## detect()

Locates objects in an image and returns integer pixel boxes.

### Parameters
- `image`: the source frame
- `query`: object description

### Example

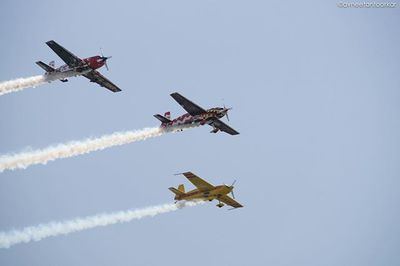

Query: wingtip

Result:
[228,206,244,211]
[174,171,191,176]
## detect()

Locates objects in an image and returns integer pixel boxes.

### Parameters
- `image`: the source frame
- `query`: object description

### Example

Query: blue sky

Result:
[0,1,399,265]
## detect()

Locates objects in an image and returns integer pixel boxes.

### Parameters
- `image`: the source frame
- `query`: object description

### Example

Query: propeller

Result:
[230,180,236,199]
[223,104,232,121]
[104,57,111,71]
[100,48,112,71]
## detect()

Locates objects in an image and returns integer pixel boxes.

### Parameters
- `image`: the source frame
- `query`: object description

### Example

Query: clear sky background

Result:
[0,1,399,265]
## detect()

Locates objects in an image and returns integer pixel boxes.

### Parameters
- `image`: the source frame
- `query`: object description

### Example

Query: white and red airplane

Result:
[36,40,121,92]
[154,92,240,135]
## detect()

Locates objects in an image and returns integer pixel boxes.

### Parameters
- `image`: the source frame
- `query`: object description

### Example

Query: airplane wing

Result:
[46,40,82,67]
[181,172,214,191]
[211,118,240,135]
[219,195,243,208]
[170,92,206,116]
[83,70,122,92]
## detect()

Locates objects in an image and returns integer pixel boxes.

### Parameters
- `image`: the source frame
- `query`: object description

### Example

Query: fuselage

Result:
[174,185,232,201]
[160,108,226,130]
[48,55,106,75]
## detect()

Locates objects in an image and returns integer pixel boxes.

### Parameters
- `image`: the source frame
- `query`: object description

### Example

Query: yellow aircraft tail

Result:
[178,184,185,193]
[169,184,185,199]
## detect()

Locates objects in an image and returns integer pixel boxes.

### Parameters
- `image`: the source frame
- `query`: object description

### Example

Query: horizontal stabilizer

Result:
[36,61,55,73]
[154,114,172,123]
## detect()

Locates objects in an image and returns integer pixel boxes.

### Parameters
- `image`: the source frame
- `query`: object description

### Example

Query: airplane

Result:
[36,40,121,92]
[154,92,240,135]
[169,172,243,209]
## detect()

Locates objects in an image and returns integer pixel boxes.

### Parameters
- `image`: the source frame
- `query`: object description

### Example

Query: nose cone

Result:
[101,56,112,61]
[225,185,233,192]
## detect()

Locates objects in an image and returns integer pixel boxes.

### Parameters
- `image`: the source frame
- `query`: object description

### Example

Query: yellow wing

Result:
[219,195,243,208]
[182,172,214,191]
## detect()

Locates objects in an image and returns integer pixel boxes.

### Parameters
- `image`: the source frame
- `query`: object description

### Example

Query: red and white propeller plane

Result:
[154,92,240,135]
[36,40,121,92]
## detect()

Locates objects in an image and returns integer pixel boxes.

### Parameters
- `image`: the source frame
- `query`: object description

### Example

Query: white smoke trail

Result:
[0,125,196,172]
[0,75,47,96]
[0,201,203,249]
[0,72,79,96]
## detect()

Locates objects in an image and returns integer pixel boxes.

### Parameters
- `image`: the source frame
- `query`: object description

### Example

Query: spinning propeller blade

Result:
[100,48,111,71]
[223,104,231,121]
[230,180,236,198]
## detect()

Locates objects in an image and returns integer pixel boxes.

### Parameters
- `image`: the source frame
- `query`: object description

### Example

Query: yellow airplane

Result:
[169,172,243,209]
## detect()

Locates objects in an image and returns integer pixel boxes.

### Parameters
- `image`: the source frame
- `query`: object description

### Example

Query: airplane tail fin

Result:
[36,61,55,73]
[154,112,172,124]
[169,184,185,200]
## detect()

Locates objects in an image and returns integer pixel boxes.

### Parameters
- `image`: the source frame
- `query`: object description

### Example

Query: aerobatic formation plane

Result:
[36,40,121,92]
[169,172,243,209]
[154,92,240,135]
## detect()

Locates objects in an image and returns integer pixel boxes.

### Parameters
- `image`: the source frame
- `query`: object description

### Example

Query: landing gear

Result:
[216,202,224,208]
[210,128,219,133]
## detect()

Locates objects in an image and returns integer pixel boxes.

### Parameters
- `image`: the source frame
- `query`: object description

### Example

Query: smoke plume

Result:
[0,201,203,248]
